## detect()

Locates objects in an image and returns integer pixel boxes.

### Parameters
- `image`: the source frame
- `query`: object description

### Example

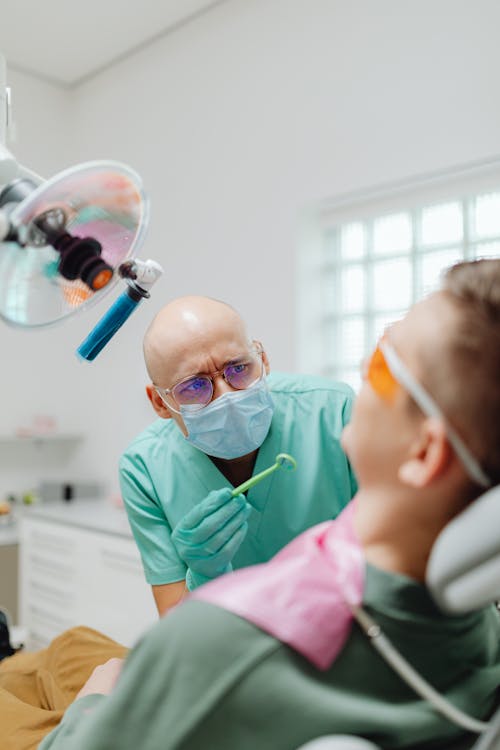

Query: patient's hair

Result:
[433,258,500,486]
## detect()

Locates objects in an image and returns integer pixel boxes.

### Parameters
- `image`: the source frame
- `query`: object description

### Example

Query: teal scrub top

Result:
[119,373,357,585]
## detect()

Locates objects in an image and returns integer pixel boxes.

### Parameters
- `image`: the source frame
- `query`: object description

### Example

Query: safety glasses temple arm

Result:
[381,342,491,488]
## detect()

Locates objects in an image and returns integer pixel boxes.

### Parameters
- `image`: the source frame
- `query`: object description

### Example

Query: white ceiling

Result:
[0,0,224,87]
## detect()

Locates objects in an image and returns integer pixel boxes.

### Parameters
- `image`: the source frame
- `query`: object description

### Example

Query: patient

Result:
[2,259,500,750]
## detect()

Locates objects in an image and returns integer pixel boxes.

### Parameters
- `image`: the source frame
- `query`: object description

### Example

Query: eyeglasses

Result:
[364,339,491,488]
[155,345,265,413]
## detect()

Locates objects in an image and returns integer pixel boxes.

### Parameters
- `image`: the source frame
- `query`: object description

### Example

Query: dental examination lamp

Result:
[0,53,163,360]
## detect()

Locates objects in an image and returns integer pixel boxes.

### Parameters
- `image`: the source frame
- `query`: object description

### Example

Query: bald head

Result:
[144,296,251,387]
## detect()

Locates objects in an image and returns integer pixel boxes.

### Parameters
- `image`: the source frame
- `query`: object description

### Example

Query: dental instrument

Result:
[231,453,297,496]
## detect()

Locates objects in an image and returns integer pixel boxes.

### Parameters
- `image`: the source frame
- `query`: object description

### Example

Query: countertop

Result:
[0,499,134,542]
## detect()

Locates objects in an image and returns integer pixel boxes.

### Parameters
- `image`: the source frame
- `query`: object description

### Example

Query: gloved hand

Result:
[172,487,251,590]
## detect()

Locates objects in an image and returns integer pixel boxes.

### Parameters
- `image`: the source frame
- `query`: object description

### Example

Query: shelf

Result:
[0,434,84,448]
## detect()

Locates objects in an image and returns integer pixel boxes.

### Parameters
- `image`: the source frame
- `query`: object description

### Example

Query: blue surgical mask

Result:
[181,378,274,460]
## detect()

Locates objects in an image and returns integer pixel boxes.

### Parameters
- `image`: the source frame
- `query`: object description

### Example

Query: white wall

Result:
[1,69,82,498]
[3,0,500,497]
[6,69,72,176]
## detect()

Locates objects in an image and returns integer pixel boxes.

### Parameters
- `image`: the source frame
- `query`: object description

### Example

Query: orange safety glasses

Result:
[363,342,399,402]
[363,337,491,488]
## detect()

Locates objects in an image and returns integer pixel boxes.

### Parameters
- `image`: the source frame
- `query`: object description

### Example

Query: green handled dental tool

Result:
[231,453,297,496]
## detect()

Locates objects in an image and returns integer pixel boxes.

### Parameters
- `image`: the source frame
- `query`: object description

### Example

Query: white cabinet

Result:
[19,514,158,650]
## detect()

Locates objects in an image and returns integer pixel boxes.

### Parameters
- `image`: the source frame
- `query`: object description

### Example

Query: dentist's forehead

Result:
[144,296,250,383]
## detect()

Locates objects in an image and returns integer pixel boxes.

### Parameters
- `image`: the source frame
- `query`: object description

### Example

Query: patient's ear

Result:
[146,385,174,419]
[398,418,451,487]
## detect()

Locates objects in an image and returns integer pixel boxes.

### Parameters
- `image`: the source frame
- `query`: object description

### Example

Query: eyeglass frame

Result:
[372,338,491,488]
[154,343,266,415]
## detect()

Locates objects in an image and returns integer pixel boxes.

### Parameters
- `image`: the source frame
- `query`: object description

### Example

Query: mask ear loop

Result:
[380,341,491,488]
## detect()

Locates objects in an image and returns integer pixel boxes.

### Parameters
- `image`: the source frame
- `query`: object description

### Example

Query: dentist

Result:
[119,295,357,614]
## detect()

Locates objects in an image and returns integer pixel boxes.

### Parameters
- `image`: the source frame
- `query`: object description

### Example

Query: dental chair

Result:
[297,484,500,750]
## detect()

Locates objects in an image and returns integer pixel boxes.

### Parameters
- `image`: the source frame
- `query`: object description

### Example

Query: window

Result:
[298,162,500,392]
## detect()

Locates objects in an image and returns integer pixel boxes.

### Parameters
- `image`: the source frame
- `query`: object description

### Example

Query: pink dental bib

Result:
[191,500,364,670]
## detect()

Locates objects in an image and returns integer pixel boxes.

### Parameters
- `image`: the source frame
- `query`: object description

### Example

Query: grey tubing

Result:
[351,605,488,736]
[471,707,500,750]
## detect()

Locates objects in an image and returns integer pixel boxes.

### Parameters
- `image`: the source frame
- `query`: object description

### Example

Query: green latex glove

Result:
[172,487,251,590]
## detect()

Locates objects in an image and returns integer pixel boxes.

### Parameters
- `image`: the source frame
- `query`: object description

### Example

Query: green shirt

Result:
[119,373,357,584]
[39,564,500,750]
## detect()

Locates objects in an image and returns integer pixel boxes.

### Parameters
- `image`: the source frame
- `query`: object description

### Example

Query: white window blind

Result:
[298,161,500,392]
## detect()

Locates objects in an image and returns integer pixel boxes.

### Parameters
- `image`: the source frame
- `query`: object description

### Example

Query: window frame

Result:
[297,158,500,391]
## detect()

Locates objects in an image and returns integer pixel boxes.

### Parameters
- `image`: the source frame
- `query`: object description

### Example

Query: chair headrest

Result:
[426,485,500,614]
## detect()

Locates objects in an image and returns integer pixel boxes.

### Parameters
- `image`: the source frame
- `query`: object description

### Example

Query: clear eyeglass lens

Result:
[224,356,262,389]
[172,376,213,407]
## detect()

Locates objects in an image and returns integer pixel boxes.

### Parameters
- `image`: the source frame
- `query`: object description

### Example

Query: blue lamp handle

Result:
[76,285,147,361]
